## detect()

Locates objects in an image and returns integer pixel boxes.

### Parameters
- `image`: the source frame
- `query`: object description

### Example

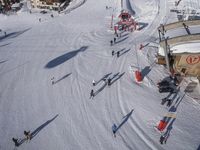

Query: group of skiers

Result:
[161,97,173,107]
[110,30,121,46]
[112,50,120,57]
[12,130,31,147]
[110,37,117,46]
[90,78,112,99]
[159,127,171,144]
[110,30,124,57]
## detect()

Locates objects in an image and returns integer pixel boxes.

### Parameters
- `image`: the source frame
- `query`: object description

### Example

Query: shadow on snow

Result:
[0,28,31,41]
[45,46,88,68]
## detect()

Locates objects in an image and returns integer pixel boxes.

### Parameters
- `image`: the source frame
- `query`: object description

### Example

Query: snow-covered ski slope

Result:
[0,0,200,150]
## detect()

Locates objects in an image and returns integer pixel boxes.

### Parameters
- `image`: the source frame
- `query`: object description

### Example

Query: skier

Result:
[108,78,111,86]
[51,14,54,18]
[167,99,172,107]
[92,80,96,86]
[160,135,165,144]
[12,138,19,147]
[24,131,31,141]
[110,40,113,46]
[112,50,114,56]
[4,31,6,37]
[51,77,55,85]
[112,124,117,137]
[39,18,41,22]
[114,37,116,43]
[117,51,120,57]
[163,126,172,144]
[90,89,94,98]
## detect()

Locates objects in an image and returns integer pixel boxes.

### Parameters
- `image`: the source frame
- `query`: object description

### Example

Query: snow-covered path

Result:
[0,0,200,150]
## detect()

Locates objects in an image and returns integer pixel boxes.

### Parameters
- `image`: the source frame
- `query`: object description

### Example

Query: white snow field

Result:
[0,0,200,150]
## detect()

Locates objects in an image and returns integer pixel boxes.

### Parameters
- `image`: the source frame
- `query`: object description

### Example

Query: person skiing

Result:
[167,99,172,107]
[24,131,31,141]
[92,80,96,86]
[51,77,55,85]
[117,51,120,57]
[110,40,113,46]
[112,50,114,56]
[112,124,117,137]
[108,78,111,86]
[90,89,94,98]
[160,135,165,144]
[12,138,19,147]
[114,37,116,43]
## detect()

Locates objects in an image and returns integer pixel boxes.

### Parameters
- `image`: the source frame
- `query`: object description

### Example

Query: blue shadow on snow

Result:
[45,46,88,68]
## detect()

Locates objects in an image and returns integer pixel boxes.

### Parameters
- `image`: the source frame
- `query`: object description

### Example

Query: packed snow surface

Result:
[171,41,200,53]
[0,0,200,150]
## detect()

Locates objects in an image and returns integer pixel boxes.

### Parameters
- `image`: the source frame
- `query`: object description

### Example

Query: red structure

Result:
[157,120,167,131]
[135,70,142,82]
[116,10,137,32]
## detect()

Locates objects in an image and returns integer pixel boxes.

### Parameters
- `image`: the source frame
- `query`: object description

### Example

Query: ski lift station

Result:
[157,20,200,80]
[114,10,137,32]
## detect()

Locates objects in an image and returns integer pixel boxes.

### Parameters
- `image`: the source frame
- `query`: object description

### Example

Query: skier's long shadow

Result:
[94,81,107,97]
[115,109,134,132]
[141,66,151,80]
[0,43,11,47]
[110,72,125,86]
[45,46,88,68]
[54,73,71,84]
[0,28,31,41]
[31,114,59,139]
[120,33,129,38]
[0,60,7,64]
[138,22,149,30]
[95,73,112,86]
[115,37,128,44]
[118,49,131,57]
[16,114,59,147]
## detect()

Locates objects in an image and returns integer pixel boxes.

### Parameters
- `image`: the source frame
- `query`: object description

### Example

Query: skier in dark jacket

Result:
[90,89,94,98]
[114,37,116,43]
[24,130,31,141]
[160,135,165,144]
[117,51,120,57]
[112,124,117,137]
[167,99,172,107]
[108,78,111,86]
[112,50,114,56]
[110,40,113,46]
[12,138,19,147]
